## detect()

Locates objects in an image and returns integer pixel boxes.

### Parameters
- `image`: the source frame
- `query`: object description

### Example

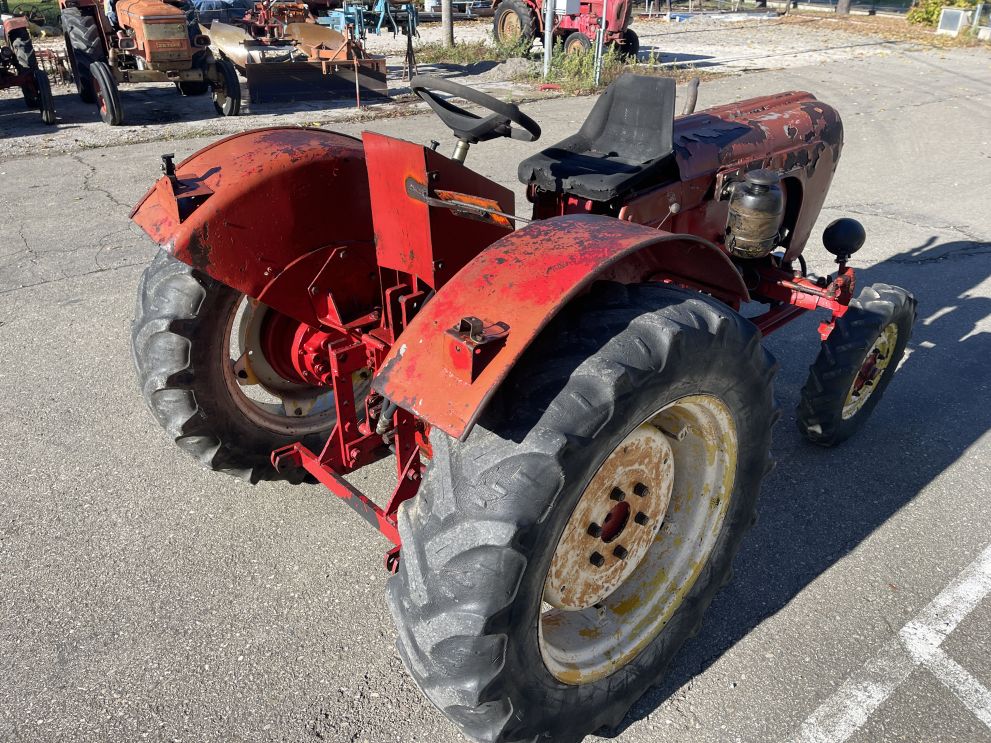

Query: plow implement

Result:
[209,19,387,103]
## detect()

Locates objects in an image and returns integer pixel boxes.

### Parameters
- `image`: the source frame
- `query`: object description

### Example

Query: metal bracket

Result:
[444,316,510,383]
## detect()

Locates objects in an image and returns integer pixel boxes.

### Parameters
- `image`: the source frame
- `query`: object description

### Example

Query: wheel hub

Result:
[539,395,738,685]
[842,321,898,419]
[544,425,673,611]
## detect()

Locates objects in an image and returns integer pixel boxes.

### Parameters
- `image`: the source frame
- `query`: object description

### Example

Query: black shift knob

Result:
[822,218,866,260]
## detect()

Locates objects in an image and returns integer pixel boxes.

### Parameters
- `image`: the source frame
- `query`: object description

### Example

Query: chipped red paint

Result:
[372,215,749,439]
[131,127,377,328]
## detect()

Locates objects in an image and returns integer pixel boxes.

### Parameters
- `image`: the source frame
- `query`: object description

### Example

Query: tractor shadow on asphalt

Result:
[608,237,991,736]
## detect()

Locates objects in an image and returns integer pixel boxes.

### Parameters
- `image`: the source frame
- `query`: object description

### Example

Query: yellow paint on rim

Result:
[538,395,738,685]
[842,321,899,420]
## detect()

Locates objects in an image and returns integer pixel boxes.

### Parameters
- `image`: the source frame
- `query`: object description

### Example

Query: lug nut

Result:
[589,552,605,567]
[634,483,649,497]
[613,545,628,560]
[610,487,625,501]
[587,523,602,538]
[634,511,649,525]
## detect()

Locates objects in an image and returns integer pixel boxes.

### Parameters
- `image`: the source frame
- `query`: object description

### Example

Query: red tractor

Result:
[493,0,638,57]
[129,74,915,742]
[59,0,240,125]
[1,0,56,124]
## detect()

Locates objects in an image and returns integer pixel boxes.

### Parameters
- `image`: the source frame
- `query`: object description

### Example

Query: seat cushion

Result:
[518,74,677,202]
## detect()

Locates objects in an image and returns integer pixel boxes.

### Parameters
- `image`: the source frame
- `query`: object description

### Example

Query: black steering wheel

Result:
[411,75,541,145]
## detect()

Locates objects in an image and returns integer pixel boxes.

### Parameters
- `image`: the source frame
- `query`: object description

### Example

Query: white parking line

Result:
[786,543,991,743]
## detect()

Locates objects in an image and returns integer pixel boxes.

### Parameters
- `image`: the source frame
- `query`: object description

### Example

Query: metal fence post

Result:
[543,0,554,78]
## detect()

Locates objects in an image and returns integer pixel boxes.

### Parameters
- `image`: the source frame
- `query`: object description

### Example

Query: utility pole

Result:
[442,0,454,46]
[836,0,851,14]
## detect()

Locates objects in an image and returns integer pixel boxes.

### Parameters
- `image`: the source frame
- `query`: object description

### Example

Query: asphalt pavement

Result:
[1,46,990,742]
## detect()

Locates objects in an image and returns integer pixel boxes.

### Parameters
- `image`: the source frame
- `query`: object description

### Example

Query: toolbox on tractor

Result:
[128,74,916,743]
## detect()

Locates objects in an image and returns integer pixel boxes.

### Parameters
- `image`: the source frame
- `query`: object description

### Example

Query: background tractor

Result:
[128,74,915,742]
[59,0,240,125]
[492,0,638,57]
[1,0,56,124]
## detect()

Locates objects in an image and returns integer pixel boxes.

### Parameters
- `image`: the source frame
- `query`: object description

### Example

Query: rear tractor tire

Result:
[492,0,536,48]
[388,283,777,743]
[61,6,105,104]
[90,60,123,125]
[210,58,241,117]
[131,250,340,483]
[798,283,916,447]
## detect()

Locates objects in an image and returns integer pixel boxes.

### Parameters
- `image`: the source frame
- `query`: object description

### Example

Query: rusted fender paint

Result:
[130,127,376,321]
[670,91,843,261]
[373,214,749,440]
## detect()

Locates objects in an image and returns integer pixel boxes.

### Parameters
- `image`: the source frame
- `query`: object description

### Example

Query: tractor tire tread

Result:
[797,282,916,447]
[388,282,777,743]
[131,250,312,483]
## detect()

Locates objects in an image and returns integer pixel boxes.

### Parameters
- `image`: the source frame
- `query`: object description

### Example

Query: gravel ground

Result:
[0,12,932,158]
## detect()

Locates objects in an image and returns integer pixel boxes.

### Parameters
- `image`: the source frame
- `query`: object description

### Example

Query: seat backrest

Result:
[578,74,676,164]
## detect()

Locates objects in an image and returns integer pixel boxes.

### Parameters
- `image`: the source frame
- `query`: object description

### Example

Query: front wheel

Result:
[388,283,777,743]
[563,31,592,55]
[798,283,916,446]
[210,58,241,116]
[90,60,123,125]
[619,28,639,59]
[34,70,56,125]
[131,250,339,483]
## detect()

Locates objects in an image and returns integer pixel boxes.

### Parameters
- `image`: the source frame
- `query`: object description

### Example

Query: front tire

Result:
[388,283,777,743]
[563,31,592,55]
[35,70,56,125]
[90,60,122,125]
[797,283,916,447]
[131,250,338,483]
[619,28,639,59]
[210,58,241,116]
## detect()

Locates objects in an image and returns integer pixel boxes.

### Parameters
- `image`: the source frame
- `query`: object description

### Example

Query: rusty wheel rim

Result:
[499,10,521,39]
[220,296,339,435]
[842,321,898,420]
[538,395,737,684]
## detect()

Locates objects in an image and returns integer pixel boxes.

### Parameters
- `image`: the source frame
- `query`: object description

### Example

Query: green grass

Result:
[415,37,533,65]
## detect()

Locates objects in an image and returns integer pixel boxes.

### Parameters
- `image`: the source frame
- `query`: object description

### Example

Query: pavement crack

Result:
[0,261,142,298]
[70,153,131,211]
[825,202,984,243]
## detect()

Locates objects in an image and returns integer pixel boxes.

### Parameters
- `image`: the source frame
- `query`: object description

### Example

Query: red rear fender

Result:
[373,214,749,439]
[130,127,377,327]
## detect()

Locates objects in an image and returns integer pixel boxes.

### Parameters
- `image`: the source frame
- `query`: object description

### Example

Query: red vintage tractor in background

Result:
[129,74,915,742]
[59,0,240,125]
[1,0,56,124]
[493,0,638,57]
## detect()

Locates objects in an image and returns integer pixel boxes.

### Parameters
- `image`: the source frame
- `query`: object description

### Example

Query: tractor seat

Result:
[517,74,677,203]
